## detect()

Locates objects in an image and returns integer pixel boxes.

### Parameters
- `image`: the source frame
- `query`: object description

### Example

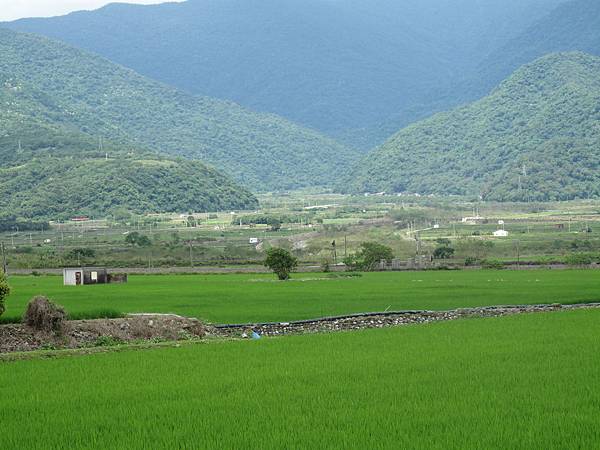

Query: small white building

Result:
[249,238,259,244]
[493,229,509,237]
[63,267,108,286]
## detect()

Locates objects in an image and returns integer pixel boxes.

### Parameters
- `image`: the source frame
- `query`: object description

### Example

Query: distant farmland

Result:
[1,309,599,449]
[3,270,600,324]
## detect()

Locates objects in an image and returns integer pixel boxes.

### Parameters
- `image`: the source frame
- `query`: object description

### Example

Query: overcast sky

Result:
[0,1,183,21]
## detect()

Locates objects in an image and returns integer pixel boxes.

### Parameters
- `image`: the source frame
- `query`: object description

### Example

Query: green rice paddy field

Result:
[3,269,600,324]
[1,309,600,449]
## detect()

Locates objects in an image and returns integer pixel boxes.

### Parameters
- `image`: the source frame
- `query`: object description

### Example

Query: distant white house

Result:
[461,216,484,225]
[249,238,259,244]
[493,229,509,237]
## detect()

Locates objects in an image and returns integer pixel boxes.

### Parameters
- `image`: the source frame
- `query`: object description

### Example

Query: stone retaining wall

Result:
[214,303,600,338]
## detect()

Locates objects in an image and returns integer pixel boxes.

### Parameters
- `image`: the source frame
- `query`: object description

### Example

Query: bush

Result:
[66,247,96,259]
[0,270,10,318]
[433,246,455,259]
[464,256,479,266]
[264,248,298,280]
[481,259,505,270]
[23,296,67,333]
[125,232,152,247]
[565,253,597,266]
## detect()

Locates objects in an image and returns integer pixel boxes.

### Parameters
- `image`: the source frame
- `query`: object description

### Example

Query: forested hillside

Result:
[0,104,258,219]
[4,0,566,148]
[0,27,356,191]
[343,53,600,202]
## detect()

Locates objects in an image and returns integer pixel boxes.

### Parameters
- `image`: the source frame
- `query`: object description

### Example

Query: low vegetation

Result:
[2,270,600,325]
[0,270,9,318]
[1,310,599,448]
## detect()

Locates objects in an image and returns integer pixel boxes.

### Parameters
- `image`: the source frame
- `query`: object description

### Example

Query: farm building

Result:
[63,268,107,286]
[493,230,509,237]
[63,268,127,286]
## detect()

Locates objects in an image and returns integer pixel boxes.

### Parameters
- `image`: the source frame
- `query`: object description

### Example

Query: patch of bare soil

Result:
[0,314,211,354]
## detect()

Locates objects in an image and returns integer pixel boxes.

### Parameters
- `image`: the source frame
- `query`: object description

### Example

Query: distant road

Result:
[6,264,346,276]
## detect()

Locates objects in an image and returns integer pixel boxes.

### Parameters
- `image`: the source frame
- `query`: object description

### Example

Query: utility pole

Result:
[189,241,194,268]
[331,240,337,264]
[344,235,347,258]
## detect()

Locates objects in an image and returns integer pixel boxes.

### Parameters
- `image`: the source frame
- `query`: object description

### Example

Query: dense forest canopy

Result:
[4,0,569,149]
[0,27,357,192]
[342,53,600,202]
[0,70,258,219]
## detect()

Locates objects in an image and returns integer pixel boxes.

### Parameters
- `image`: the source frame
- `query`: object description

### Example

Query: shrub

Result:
[0,270,9,318]
[565,253,596,266]
[433,246,455,259]
[94,336,124,347]
[125,232,152,247]
[23,296,67,333]
[481,259,505,270]
[66,247,96,259]
[264,248,298,280]
[464,256,479,266]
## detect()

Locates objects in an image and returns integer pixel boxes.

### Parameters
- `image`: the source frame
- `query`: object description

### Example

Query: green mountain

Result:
[0,27,357,191]
[3,0,566,149]
[0,105,258,219]
[343,52,600,202]
[477,0,600,94]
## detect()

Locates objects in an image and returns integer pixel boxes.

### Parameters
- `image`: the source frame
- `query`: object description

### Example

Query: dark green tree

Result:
[125,232,152,247]
[344,242,394,271]
[264,248,298,280]
[433,246,455,259]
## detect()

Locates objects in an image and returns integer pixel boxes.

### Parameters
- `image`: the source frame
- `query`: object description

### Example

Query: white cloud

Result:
[0,1,184,22]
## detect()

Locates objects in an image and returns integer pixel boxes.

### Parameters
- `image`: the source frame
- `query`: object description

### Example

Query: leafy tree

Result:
[268,219,282,232]
[125,232,152,247]
[66,248,96,260]
[264,248,298,280]
[0,270,10,318]
[344,242,394,271]
[433,246,455,259]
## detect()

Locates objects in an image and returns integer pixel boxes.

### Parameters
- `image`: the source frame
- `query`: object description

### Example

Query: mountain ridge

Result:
[0,26,358,191]
[342,52,600,202]
[4,0,567,149]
